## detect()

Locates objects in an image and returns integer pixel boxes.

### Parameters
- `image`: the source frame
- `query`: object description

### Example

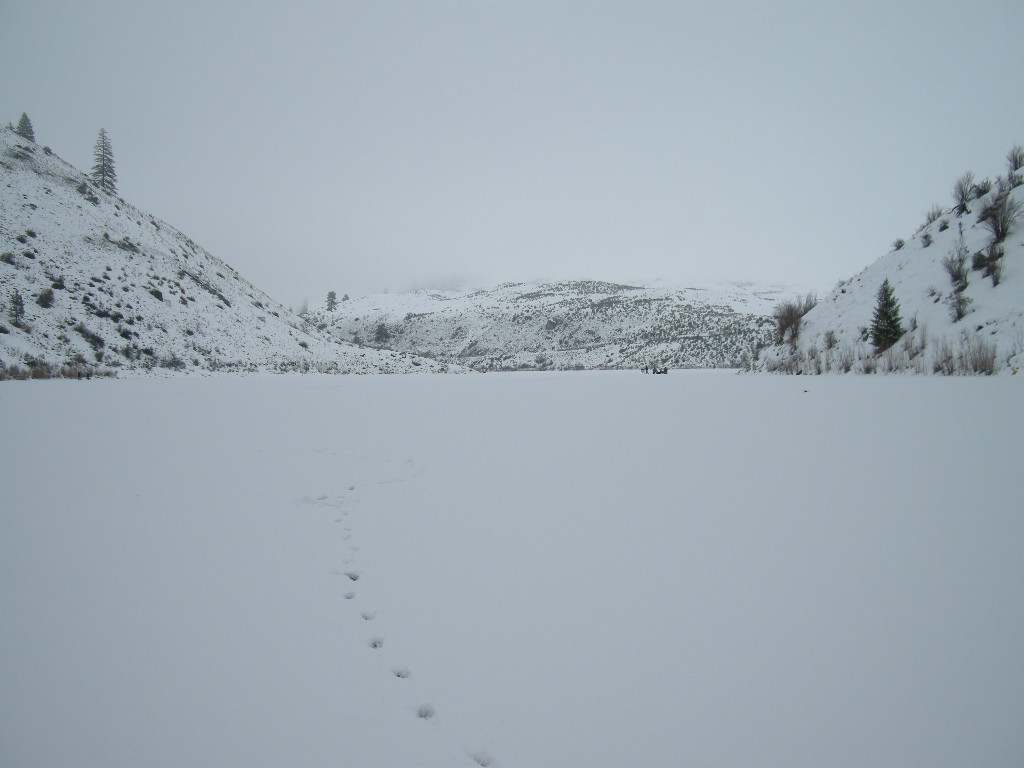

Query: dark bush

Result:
[942,235,970,291]
[952,171,974,215]
[772,293,817,346]
[979,193,1023,243]
[36,288,54,308]
[946,291,972,322]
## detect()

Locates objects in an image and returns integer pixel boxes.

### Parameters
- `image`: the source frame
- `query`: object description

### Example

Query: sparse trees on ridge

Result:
[15,113,35,142]
[326,291,338,311]
[91,128,117,194]
[870,279,903,352]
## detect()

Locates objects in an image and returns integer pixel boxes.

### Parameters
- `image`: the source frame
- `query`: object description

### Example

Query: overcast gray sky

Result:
[5,0,1024,307]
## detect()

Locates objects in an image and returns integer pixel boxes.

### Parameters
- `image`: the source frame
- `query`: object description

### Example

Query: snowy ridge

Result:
[757,159,1024,374]
[307,279,798,370]
[0,128,457,375]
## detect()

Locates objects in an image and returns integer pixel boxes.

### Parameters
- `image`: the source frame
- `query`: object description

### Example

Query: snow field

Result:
[2,371,1022,767]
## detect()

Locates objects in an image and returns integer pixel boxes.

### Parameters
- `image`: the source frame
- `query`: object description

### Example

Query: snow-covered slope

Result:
[0,128,454,375]
[757,156,1024,374]
[307,280,797,371]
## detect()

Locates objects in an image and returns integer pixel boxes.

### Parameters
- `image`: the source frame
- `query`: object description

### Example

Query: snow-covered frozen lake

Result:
[2,371,1022,767]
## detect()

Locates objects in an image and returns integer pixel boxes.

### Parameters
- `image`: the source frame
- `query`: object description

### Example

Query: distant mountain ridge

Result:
[306,279,797,370]
[0,128,455,375]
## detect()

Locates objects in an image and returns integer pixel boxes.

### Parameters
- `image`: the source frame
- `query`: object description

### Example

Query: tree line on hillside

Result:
[8,112,117,194]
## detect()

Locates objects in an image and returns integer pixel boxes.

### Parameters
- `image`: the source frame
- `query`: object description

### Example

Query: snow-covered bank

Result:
[2,373,1022,767]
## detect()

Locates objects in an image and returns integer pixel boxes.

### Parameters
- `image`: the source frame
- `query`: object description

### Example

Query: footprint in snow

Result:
[361,611,375,621]
[368,637,384,649]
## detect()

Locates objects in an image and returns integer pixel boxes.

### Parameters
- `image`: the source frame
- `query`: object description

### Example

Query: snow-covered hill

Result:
[757,151,1024,375]
[306,280,797,371]
[0,128,454,376]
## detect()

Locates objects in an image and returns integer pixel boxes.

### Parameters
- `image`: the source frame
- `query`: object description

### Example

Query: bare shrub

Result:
[1008,144,1024,174]
[972,178,993,198]
[806,346,822,375]
[941,235,970,291]
[989,258,1003,287]
[772,293,817,346]
[933,337,956,374]
[921,232,933,248]
[923,204,945,228]
[952,171,975,215]
[902,328,925,360]
[1007,331,1024,371]
[960,334,998,375]
[835,346,854,373]
[824,329,837,350]
[979,192,1023,243]
[946,291,973,322]
[892,238,906,251]
[764,352,800,373]
[29,361,57,379]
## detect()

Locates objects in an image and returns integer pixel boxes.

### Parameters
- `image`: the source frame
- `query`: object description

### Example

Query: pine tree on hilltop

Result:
[326,291,338,311]
[870,278,904,352]
[15,113,35,142]
[91,128,117,194]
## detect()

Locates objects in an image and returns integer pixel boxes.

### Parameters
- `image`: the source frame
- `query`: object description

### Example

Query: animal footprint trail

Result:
[310,470,500,766]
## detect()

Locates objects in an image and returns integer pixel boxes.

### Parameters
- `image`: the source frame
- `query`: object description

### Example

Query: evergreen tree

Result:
[10,289,25,325]
[15,113,35,142]
[870,278,903,351]
[326,291,338,311]
[91,128,117,194]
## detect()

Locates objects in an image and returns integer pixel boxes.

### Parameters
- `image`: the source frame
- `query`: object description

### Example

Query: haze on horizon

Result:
[4,0,1024,309]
